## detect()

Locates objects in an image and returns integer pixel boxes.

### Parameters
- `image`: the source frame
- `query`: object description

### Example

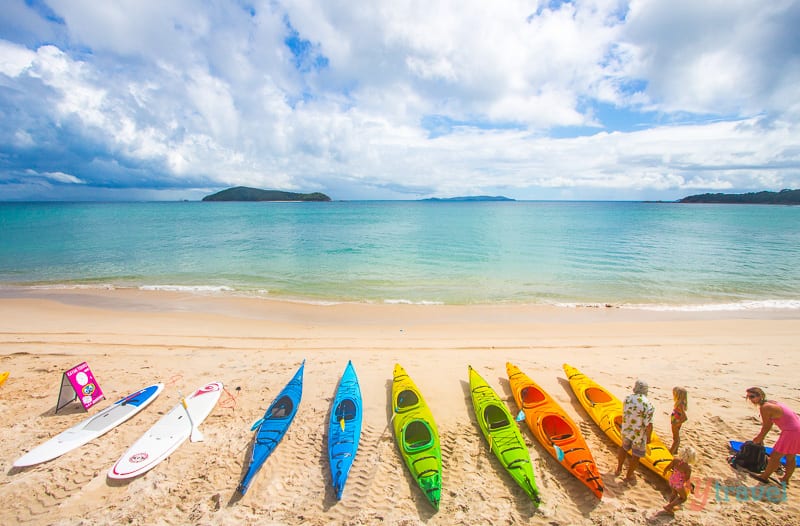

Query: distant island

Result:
[679,189,800,204]
[420,196,515,202]
[202,186,331,202]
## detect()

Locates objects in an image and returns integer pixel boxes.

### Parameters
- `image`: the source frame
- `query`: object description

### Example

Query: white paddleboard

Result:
[14,383,164,468]
[108,381,222,479]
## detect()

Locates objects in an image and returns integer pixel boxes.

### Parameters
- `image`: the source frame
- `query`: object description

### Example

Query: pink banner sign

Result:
[56,362,104,412]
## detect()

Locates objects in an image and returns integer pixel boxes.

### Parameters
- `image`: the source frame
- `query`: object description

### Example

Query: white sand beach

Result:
[1,288,799,525]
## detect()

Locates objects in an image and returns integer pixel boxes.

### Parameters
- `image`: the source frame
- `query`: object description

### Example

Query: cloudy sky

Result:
[1,0,799,201]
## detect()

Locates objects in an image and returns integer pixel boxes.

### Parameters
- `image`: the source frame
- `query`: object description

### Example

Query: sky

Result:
[0,0,799,201]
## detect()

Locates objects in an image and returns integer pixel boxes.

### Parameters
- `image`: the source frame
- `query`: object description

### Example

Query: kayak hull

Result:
[238,361,304,495]
[507,363,603,498]
[469,366,540,504]
[563,364,673,481]
[391,364,442,511]
[328,361,363,500]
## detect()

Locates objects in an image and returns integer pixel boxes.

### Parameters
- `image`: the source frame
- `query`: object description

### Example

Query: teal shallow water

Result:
[1,201,799,309]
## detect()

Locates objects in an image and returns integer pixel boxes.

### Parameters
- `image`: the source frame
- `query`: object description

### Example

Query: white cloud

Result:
[0,39,36,76]
[0,0,798,200]
[24,169,85,184]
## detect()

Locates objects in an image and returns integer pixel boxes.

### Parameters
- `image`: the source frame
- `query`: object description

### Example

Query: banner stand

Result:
[55,362,105,413]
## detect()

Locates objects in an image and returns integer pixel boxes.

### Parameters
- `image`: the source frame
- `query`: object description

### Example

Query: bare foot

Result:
[623,476,637,485]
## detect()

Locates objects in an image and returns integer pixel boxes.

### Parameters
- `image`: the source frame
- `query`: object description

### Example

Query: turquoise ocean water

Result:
[1,201,799,310]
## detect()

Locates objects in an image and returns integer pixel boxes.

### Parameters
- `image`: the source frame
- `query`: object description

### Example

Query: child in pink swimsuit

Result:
[670,387,688,454]
[664,446,696,514]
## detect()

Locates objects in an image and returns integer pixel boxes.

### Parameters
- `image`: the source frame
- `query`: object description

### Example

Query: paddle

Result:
[179,392,204,442]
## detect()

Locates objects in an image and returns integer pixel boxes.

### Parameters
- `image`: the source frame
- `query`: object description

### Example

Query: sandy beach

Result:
[1,288,799,525]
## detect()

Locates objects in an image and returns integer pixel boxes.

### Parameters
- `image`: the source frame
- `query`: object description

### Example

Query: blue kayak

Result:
[730,440,800,467]
[328,360,363,500]
[238,360,305,495]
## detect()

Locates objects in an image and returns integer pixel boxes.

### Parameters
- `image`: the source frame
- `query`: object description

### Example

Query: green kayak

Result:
[392,364,442,510]
[468,366,540,504]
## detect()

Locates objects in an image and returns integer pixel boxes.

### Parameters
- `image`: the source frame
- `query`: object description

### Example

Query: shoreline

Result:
[1,289,799,524]
[2,283,800,318]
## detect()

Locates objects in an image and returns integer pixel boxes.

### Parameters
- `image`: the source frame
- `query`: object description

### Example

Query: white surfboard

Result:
[108,381,223,479]
[14,383,164,468]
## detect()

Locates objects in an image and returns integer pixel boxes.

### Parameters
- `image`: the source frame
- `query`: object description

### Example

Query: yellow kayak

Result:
[391,364,442,510]
[562,364,673,481]
[0,371,8,387]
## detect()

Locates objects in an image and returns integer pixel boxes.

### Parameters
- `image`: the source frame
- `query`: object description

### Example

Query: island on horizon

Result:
[420,195,515,202]
[679,188,799,204]
[202,186,331,202]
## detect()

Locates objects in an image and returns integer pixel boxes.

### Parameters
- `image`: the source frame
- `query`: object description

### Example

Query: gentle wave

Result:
[383,299,445,305]
[5,283,800,311]
[555,300,800,312]
[28,283,119,290]
[138,285,235,293]
[623,300,800,312]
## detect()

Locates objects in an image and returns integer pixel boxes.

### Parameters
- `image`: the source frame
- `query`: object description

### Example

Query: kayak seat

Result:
[585,387,613,406]
[484,405,510,430]
[335,399,357,421]
[404,420,433,452]
[396,390,419,410]
[542,415,573,441]
[521,386,545,404]
[271,396,294,418]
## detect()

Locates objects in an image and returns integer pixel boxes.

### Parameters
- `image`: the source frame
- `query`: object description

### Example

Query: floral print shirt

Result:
[621,393,655,449]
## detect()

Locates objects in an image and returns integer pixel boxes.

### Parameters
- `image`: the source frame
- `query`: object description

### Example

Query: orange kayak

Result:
[506,363,604,499]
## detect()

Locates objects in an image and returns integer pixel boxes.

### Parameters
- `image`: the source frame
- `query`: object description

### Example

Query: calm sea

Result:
[1,201,799,310]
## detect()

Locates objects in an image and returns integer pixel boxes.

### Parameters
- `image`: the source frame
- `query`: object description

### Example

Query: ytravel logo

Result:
[689,477,787,511]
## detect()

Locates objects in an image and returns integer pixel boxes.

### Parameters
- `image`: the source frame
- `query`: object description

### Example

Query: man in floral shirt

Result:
[615,379,654,483]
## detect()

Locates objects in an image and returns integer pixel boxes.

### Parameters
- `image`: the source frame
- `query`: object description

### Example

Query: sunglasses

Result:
[746,393,759,400]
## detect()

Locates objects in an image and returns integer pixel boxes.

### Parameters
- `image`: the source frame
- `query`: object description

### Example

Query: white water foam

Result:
[138,285,234,293]
[555,300,800,311]
[384,299,444,305]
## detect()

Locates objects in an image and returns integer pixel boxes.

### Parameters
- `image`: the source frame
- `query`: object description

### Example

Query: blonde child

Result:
[664,446,696,514]
[670,387,688,454]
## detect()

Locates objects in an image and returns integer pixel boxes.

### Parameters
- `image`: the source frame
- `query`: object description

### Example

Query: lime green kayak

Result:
[392,364,442,510]
[468,366,540,504]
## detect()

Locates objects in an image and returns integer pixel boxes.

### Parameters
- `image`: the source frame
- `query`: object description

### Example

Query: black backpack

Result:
[730,441,768,472]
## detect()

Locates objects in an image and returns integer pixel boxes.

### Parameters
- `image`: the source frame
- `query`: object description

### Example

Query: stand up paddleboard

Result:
[729,440,800,467]
[14,383,164,468]
[108,381,222,479]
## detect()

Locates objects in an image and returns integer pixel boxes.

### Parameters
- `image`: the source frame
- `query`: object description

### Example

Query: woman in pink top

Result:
[747,386,800,485]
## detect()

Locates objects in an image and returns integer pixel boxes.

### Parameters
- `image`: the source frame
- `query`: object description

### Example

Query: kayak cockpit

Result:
[585,387,612,406]
[484,405,510,430]
[335,398,357,422]
[403,420,433,452]
[270,396,294,419]
[396,389,419,411]
[521,386,546,405]
[541,414,573,442]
